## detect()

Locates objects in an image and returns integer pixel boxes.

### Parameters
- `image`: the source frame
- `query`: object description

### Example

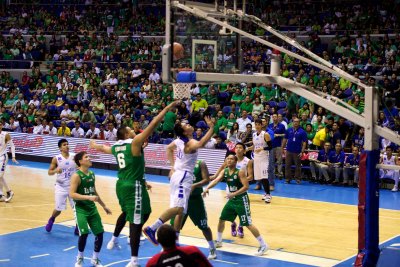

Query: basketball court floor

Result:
[1,160,400,267]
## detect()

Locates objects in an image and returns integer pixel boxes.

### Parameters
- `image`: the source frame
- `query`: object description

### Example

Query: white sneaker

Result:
[208,248,217,260]
[261,194,266,200]
[125,262,140,267]
[5,191,14,203]
[107,240,121,250]
[255,245,268,256]
[264,195,272,204]
[75,256,83,267]
[90,258,103,267]
[392,186,398,192]
[215,241,223,248]
[0,195,5,202]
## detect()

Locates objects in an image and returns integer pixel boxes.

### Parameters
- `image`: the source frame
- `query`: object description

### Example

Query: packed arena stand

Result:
[1,0,400,189]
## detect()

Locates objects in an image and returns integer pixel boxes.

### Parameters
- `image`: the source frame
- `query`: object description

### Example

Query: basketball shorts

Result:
[220,193,252,226]
[171,194,208,230]
[0,154,8,176]
[170,170,194,214]
[55,183,74,211]
[253,153,269,180]
[116,180,151,224]
[74,207,104,236]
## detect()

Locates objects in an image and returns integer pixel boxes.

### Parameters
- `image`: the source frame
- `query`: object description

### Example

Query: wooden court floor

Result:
[1,164,400,261]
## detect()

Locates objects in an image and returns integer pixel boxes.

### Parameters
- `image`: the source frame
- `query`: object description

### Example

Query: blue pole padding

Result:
[363,149,380,267]
[176,71,197,83]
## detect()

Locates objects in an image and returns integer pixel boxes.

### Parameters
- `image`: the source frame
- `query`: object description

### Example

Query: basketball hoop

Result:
[172,83,192,100]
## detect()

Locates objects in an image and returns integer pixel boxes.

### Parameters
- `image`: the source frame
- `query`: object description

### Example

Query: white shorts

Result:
[0,154,8,176]
[253,153,269,181]
[379,169,399,180]
[169,170,194,214]
[55,184,74,211]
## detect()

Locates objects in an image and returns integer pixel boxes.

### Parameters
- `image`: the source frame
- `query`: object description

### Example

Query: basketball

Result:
[173,42,184,61]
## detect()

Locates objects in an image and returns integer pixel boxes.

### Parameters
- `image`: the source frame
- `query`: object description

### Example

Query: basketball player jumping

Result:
[143,116,214,248]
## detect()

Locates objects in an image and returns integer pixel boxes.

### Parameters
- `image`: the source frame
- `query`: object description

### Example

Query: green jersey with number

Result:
[224,168,246,199]
[111,139,145,184]
[74,170,96,211]
[192,160,204,196]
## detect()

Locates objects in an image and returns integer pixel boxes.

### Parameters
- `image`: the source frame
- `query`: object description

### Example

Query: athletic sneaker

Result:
[215,241,223,248]
[208,248,217,260]
[230,221,237,237]
[75,256,83,267]
[254,245,268,256]
[143,227,159,246]
[261,194,267,200]
[0,195,5,202]
[5,191,14,202]
[238,226,244,238]
[125,262,140,267]
[45,217,55,232]
[90,258,103,267]
[392,186,398,192]
[264,195,272,204]
[107,240,121,250]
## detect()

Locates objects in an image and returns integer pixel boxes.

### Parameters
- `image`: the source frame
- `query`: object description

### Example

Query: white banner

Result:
[9,133,226,174]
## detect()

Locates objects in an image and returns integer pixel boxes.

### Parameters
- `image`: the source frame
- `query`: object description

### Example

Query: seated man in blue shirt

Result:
[343,146,360,186]
[310,142,331,183]
[326,143,345,184]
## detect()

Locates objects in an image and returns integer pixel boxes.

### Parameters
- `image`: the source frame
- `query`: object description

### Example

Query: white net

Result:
[172,83,192,100]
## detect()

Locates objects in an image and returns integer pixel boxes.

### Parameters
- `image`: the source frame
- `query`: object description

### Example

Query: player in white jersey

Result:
[0,122,19,203]
[249,119,272,203]
[379,146,399,192]
[211,142,254,238]
[45,139,78,233]
[144,116,214,246]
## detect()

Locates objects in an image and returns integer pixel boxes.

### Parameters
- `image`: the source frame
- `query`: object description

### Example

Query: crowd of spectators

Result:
[0,1,400,188]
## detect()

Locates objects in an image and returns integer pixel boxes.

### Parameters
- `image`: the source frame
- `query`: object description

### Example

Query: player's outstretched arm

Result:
[94,187,112,215]
[133,100,179,147]
[202,169,224,198]
[89,140,112,154]
[210,159,227,180]
[187,116,214,152]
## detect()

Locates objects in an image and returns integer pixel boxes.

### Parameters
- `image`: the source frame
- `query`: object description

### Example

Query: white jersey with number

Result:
[236,156,250,177]
[0,132,8,156]
[253,131,269,158]
[174,138,198,173]
[55,153,77,188]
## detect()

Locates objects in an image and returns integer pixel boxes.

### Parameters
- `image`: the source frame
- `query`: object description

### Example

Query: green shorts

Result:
[171,194,208,230]
[75,207,103,236]
[220,193,252,226]
[116,180,151,224]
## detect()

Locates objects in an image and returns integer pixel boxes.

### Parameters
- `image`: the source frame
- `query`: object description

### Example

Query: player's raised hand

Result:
[167,100,181,111]
[204,115,214,127]
[89,140,97,149]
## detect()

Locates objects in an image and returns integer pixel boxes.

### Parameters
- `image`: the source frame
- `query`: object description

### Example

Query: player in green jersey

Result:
[90,100,179,267]
[203,154,268,256]
[69,151,112,267]
[170,160,216,260]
